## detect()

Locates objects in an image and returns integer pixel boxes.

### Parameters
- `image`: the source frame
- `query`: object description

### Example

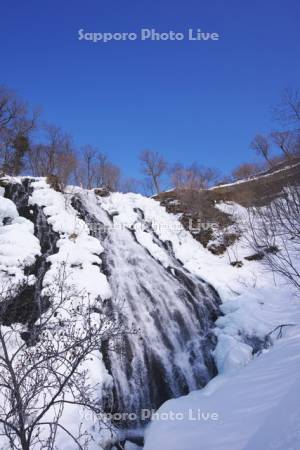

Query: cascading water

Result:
[72,193,221,425]
[2,178,222,447]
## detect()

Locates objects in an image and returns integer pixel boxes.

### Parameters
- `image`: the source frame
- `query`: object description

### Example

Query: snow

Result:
[76,190,299,449]
[27,180,114,449]
[0,191,40,286]
[124,442,142,450]
[73,189,300,448]
[29,179,111,302]
[143,196,300,450]
[77,189,219,416]
[144,318,300,450]
[1,176,300,449]
[98,192,297,375]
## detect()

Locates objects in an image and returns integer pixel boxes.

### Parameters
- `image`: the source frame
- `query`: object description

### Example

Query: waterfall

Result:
[72,193,221,426]
[2,179,222,436]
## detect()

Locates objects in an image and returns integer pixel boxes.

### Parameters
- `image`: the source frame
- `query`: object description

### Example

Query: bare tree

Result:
[247,185,300,290]
[139,150,167,194]
[250,89,300,169]
[0,86,38,175]
[140,177,156,197]
[195,165,220,188]
[75,149,121,191]
[28,125,77,185]
[270,130,296,161]
[94,153,120,191]
[0,265,126,449]
[169,163,186,190]
[170,162,219,190]
[273,88,300,127]
[81,145,97,190]
[271,130,300,160]
[119,177,140,194]
[232,162,260,180]
[94,152,108,189]
[250,134,273,166]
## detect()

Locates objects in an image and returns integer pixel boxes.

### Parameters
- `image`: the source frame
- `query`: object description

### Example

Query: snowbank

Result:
[142,197,300,450]
[144,318,300,450]
[0,191,40,286]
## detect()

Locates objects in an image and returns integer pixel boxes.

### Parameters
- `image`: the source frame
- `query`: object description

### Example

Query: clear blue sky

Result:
[1,0,299,178]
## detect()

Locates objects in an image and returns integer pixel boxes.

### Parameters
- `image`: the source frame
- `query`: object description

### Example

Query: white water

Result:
[72,192,221,420]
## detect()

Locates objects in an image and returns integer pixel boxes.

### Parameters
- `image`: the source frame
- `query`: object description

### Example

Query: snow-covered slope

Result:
[0,177,221,447]
[0,176,299,449]
[144,317,300,450]
[144,198,300,450]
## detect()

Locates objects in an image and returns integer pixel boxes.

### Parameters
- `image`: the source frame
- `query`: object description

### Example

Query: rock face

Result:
[1,177,221,428]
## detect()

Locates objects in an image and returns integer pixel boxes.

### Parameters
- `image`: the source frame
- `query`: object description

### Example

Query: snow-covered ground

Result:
[143,198,300,450]
[0,179,116,449]
[0,184,40,287]
[0,177,299,449]
[88,190,300,448]
[144,318,300,450]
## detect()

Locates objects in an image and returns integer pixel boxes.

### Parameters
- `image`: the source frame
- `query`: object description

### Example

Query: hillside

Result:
[0,172,299,450]
[145,313,300,450]
[144,162,300,450]
[155,160,300,255]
